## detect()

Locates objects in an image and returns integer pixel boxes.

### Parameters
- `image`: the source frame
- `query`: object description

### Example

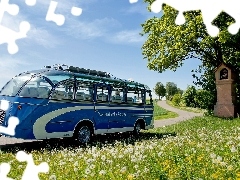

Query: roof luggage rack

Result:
[44,64,127,80]
[67,66,111,78]
[44,64,68,70]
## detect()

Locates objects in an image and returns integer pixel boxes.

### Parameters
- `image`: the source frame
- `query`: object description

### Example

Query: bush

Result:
[194,89,216,110]
[172,93,182,106]
[182,85,197,107]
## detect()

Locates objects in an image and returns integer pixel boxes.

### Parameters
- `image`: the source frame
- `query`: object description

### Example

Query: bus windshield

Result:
[0,74,31,96]
[18,76,52,98]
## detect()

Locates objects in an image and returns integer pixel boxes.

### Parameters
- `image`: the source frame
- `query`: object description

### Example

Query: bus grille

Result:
[0,109,5,125]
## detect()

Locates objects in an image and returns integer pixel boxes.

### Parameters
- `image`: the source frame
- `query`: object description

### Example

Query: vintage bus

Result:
[0,64,154,144]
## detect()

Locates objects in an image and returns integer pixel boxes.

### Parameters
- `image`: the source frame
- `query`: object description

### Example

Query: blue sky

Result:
[0,0,202,98]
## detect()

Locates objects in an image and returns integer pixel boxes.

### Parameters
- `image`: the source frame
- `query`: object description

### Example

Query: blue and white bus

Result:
[0,64,154,144]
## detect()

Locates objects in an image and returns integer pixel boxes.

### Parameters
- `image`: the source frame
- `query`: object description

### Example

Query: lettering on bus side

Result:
[97,111,127,117]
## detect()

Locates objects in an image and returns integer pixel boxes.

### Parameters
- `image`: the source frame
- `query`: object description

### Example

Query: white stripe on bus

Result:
[33,106,152,139]
[33,106,92,139]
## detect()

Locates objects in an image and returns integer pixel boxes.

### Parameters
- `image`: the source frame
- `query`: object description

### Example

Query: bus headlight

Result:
[17,105,22,110]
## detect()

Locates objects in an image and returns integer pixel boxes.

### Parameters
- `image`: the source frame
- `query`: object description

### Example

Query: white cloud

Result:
[123,3,149,16]
[26,26,62,48]
[109,29,145,44]
[64,17,122,39]
[1,0,146,49]
[0,56,32,88]
[0,6,61,49]
[30,0,96,14]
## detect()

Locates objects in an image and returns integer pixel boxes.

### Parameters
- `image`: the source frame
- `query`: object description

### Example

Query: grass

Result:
[153,100,178,120]
[1,116,240,179]
[167,100,206,113]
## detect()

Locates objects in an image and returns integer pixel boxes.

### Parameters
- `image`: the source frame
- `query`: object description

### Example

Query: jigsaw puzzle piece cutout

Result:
[227,13,240,35]
[129,0,138,3]
[71,6,82,16]
[25,0,37,6]
[0,163,14,180]
[222,0,240,35]
[0,100,10,111]
[0,0,19,22]
[16,151,49,180]
[0,116,19,136]
[0,21,30,54]
[150,0,224,37]
[151,0,164,13]
[151,0,200,24]
[46,0,65,26]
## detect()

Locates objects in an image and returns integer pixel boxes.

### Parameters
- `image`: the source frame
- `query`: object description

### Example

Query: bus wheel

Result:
[133,121,142,136]
[76,125,92,144]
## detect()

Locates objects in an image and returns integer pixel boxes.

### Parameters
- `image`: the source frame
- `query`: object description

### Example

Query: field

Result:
[153,101,178,120]
[1,116,240,180]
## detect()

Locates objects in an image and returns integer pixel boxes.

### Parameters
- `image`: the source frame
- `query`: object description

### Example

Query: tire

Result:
[133,121,142,136]
[76,125,92,144]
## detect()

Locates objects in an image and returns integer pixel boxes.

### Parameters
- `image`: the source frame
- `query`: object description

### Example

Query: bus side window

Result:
[96,85,108,102]
[75,82,93,102]
[145,90,153,105]
[52,84,68,100]
[111,88,123,103]
[19,87,30,97]
[125,88,143,104]
[76,91,85,101]
[38,87,50,98]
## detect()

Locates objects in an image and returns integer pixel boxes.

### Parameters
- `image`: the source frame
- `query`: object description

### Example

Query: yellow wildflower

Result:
[127,174,134,180]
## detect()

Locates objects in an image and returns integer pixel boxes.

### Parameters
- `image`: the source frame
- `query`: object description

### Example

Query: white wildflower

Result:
[99,170,106,175]
[89,164,95,169]
[49,174,57,180]
[210,153,216,159]
[74,161,78,166]
[101,155,106,161]
[217,156,222,162]
[230,146,237,153]
[85,168,91,174]
[158,152,163,157]
[120,166,127,173]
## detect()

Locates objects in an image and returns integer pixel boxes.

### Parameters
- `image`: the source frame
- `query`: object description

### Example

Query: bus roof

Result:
[15,65,150,90]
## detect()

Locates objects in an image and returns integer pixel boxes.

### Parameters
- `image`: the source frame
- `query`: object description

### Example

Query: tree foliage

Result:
[194,89,216,110]
[182,85,197,107]
[177,88,183,95]
[172,93,182,106]
[166,82,178,100]
[141,1,240,109]
[154,82,166,99]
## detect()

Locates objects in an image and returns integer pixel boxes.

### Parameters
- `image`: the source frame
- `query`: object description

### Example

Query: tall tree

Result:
[177,88,184,95]
[166,82,178,100]
[154,82,166,100]
[141,1,240,109]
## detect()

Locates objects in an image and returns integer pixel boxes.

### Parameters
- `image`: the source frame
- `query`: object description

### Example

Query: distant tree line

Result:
[154,82,215,111]
[154,82,182,100]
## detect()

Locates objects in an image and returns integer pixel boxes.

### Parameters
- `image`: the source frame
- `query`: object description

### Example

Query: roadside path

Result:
[0,101,203,146]
[154,100,203,128]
